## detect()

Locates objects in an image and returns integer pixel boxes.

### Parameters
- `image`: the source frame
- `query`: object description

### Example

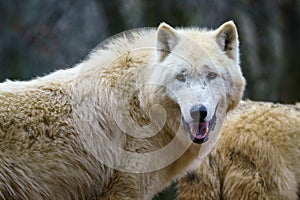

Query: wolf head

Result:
[143,21,245,143]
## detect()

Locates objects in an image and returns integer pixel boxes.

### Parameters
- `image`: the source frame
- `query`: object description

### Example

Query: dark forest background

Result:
[1,0,300,103]
[0,0,299,199]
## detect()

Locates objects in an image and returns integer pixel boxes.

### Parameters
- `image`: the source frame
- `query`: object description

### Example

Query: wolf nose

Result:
[190,104,207,121]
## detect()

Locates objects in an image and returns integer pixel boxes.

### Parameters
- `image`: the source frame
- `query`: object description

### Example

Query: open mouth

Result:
[182,110,217,144]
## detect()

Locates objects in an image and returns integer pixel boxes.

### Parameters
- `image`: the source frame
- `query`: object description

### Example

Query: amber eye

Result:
[207,72,217,80]
[176,74,185,82]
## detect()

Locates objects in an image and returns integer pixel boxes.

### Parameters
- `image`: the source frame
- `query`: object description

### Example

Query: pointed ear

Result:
[215,21,239,62]
[156,22,179,62]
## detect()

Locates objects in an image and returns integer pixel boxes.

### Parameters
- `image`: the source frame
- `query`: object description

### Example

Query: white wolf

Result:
[0,21,245,199]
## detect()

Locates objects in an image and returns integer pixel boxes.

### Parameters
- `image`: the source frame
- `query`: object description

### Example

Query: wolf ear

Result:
[156,22,179,62]
[215,21,239,62]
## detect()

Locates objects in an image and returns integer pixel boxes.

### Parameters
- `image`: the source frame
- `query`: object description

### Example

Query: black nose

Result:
[190,104,207,121]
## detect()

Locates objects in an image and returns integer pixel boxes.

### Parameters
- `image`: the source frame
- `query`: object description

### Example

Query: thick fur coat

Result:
[0,21,245,200]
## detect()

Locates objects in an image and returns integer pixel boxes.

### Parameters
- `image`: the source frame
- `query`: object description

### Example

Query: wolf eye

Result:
[207,72,217,80]
[176,74,185,82]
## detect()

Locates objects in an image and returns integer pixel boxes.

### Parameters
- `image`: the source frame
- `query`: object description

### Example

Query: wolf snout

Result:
[190,104,207,121]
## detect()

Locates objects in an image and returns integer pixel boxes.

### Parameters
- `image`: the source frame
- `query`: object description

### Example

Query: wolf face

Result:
[149,22,245,143]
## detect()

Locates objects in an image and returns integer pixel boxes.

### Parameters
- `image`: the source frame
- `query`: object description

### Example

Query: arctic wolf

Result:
[0,21,245,199]
[177,100,300,200]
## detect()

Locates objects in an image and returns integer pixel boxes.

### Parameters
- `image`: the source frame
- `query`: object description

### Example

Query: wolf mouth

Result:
[182,108,217,144]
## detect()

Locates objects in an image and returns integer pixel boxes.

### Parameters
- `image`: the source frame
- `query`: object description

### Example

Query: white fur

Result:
[0,21,245,200]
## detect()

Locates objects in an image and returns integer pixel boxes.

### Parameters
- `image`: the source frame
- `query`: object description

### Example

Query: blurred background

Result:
[1,0,300,103]
[0,0,299,199]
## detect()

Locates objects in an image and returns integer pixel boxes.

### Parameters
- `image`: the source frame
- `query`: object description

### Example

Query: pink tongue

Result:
[189,122,209,139]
